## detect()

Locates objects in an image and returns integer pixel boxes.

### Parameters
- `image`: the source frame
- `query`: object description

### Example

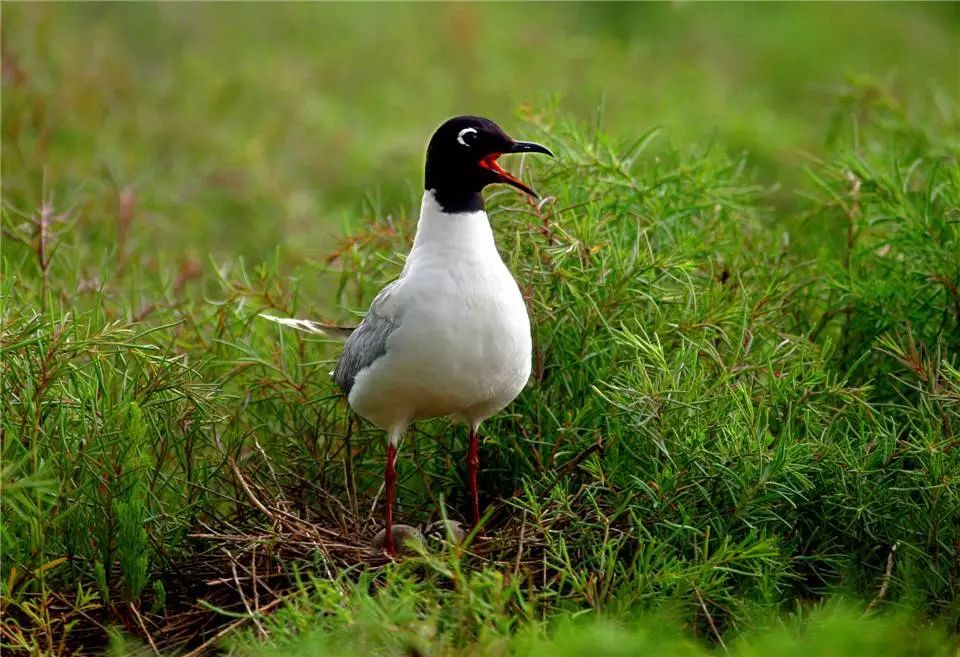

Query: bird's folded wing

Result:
[259,314,355,340]
[333,279,403,395]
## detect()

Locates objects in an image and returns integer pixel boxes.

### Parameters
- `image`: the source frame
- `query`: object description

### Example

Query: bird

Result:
[262,116,553,554]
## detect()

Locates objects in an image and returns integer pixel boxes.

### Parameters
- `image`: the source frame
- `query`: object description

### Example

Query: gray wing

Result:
[333,280,401,397]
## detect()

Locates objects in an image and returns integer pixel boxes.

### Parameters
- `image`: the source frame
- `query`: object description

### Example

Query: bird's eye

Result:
[457,127,478,147]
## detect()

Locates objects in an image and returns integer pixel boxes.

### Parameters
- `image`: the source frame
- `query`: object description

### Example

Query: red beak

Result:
[478,152,539,198]
[478,140,553,198]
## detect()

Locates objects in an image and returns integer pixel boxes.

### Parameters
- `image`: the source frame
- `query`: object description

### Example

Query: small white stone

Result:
[426,519,467,544]
[370,524,424,552]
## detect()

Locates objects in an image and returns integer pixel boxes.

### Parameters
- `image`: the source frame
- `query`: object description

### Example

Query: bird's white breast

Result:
[347,192,532,436]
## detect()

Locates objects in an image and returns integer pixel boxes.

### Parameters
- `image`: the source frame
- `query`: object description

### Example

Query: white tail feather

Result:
[259,313,354,340]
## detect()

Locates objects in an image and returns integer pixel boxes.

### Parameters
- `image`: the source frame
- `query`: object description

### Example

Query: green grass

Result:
[2,4,959,656]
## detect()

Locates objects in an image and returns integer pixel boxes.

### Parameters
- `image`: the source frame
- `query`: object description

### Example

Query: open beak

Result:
[478,140,554,198]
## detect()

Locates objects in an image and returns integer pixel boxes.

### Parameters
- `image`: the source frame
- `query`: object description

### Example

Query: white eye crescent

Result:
[457,127,478,147]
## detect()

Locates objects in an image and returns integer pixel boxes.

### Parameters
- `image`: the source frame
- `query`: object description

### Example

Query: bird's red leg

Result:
[467,428,481,528]
[384,442,397,555]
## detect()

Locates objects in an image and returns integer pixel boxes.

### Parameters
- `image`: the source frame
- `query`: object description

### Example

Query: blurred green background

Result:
[3,2,957,262]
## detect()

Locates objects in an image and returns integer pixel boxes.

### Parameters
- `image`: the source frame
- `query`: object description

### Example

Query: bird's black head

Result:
[424,115,553,213]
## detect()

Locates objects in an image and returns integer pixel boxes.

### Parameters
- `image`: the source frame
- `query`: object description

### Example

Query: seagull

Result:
[262,116,553,554]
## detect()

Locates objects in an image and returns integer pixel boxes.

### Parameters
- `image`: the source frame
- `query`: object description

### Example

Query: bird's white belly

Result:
[347,264,531,433]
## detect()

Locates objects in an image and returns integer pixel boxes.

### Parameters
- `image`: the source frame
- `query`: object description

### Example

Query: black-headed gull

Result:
[263,116,553,554]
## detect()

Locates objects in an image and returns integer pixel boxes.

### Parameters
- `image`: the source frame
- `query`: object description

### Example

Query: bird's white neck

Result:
[410,190,497,256]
